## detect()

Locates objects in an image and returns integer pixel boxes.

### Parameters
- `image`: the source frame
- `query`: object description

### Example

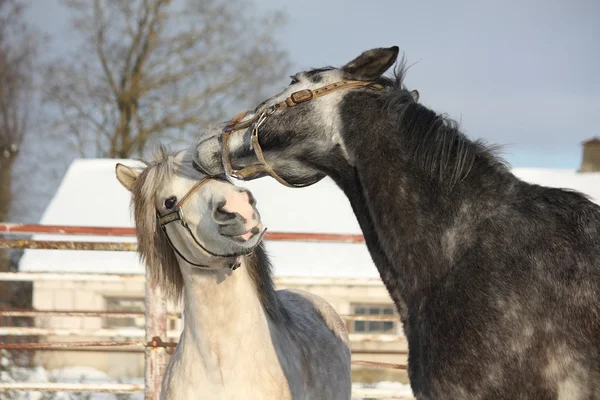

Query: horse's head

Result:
[115,147,265,298]
[193,46,418,187]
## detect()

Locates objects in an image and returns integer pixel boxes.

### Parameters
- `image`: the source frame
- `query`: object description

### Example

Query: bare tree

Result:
[46,0,290,158]
[0,0,38,313]
[0,0,37,287]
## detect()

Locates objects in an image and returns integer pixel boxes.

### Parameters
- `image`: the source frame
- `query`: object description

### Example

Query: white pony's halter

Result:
[156,177,265,270]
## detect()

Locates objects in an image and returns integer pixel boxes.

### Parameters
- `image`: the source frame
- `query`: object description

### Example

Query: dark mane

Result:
[130,146,286,322]
[246,242,288,322]
[373,59,509,188]
[304,66,336,82]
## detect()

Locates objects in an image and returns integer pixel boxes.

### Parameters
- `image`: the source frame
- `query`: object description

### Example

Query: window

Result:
[352,303,396,334]
[104,297,145,329]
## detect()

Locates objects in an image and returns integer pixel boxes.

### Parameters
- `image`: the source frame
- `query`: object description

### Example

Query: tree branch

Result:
[93,0,120,99]
[47,0,290,158]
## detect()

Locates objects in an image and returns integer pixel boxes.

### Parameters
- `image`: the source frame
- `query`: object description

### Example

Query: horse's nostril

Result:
[239,189,257,207]
[213,203,236,223]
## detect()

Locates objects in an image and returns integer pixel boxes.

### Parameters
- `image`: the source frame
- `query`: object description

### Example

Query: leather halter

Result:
[221,80,383,187]
[156,177,264,270]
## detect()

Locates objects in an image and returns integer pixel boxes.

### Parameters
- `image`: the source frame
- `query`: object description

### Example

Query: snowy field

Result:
[1,365,142,400]
[1,365,413,400]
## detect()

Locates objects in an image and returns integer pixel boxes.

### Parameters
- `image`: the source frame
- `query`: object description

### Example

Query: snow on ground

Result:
[3,365,412,400]
[2,365,143,400]
[351,381,414,399]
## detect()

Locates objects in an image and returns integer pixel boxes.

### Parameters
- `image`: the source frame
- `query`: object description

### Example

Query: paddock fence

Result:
[0,223,413,399]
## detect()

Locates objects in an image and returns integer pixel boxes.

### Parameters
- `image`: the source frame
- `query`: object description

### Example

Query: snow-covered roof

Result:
[513,168,600,203]
[19,159,600,277]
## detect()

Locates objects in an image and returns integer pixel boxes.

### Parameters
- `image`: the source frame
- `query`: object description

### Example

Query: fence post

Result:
[145,277,167,400]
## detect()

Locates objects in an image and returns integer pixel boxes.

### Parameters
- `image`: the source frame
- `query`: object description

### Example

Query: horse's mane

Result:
[372,58,509,188]
[129,146,184,301]
[128,147,286,321]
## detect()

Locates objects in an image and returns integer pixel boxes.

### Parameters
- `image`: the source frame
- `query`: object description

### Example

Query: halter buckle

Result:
[288,89,313,106]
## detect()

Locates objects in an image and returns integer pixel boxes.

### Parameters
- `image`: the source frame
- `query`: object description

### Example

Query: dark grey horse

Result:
[192,46,600,399]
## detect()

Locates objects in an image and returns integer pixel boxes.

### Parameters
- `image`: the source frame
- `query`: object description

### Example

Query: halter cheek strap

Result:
[221,80,383,187]
[222,110,307,187]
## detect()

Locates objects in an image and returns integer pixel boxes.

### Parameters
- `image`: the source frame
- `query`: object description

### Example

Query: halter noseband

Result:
[156,177,264,271]
[221,80,383,188]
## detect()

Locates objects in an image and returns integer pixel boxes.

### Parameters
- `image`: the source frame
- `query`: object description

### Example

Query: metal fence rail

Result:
[0,271,388,286]
[0,223,366,243]
[0,383,414,399]
[0,309,181,318]
[0,382,144,394]
[0,308,397,321]
[0,326,405,342]
[0,223,413,399]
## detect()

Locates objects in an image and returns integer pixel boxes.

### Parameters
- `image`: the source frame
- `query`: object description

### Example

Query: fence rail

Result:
[0,238,138,251]
[0,309,181,318]
[0,326,405,344]
[0,383,413,398]
[0,222,366,243]
[0,308,397,321]
[0,271,386,286]
[0,382,144,394]
[0,223,412,399]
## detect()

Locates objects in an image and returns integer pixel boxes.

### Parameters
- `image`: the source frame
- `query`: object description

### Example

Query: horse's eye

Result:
[289,76,299,85]
[164,197,177,210]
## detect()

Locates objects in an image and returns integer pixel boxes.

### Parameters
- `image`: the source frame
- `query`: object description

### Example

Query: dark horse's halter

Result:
[156,177,265,271]
[221,80,383,188]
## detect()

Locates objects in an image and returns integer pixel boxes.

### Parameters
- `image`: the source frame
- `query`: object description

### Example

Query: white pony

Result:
[115,147,351,400]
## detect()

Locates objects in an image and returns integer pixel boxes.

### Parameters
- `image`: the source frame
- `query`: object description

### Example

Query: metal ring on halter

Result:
[156,177,267,271]
[220,80,384,188]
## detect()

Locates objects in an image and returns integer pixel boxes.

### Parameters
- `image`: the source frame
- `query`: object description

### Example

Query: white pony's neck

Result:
[180,258,265,364]
[162,257,289,398]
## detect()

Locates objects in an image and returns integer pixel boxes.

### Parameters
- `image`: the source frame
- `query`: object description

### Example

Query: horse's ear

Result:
[115,163,139,191]
[341,46,399,80]
[410,90,420,103]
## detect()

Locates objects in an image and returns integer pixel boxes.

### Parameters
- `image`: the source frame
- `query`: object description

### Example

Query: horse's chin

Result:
[284,172,326,187]
[192,255,243,271]
[215,227,265,257]
[257,171,326,187]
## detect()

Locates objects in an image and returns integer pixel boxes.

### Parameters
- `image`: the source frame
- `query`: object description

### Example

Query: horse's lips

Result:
[229,225,267,243]
[192,160,207,175]
[230,169,269,181]
[254,226,267,243]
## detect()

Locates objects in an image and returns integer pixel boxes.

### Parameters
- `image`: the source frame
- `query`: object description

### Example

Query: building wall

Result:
[32,278,407,380]
[32,279,147,377]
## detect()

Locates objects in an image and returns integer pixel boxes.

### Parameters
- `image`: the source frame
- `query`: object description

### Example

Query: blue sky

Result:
[26,0,599,169]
